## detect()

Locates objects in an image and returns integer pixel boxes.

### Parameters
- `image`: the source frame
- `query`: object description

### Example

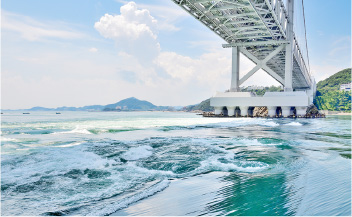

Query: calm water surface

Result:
[1,111,351,216]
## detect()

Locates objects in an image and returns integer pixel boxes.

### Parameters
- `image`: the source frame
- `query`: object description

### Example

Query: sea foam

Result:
[285,122,303,126]
[121,145,153,161]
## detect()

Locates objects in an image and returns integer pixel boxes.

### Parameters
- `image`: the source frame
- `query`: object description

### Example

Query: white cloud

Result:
[115,0,186,31]
[95,2,160,65]
[95,3,157,40]
[1,10,85,41]
[89,47,98,52]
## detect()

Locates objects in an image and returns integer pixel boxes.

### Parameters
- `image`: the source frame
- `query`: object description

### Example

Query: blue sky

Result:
[1,0,351,109]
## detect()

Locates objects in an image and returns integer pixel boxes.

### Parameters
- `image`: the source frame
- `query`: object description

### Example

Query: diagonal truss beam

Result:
[239,45,285,85]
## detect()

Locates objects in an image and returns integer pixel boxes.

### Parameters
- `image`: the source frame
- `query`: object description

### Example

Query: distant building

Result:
[115,106,122,110]
[340,83,351,91]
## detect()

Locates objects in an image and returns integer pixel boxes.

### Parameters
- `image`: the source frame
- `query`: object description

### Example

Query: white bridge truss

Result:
[171,0,312,90]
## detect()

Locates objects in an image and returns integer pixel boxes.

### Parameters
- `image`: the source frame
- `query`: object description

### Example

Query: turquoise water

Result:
[1,111,351,216]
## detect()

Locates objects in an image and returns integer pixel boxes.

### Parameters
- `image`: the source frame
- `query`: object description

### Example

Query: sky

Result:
[1,0,351,109]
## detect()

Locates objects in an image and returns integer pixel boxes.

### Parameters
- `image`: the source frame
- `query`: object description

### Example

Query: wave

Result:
[87,179,170,216]
[262,121,280,127]
[121,145,153,161]
[53,141,83,148]
[158,119,281,132]
[284,122,303,126]
[52,127,92,135]
[89,128,140,134]
[199,157,269,173]
[1,137,18,142]
[42,179,171,216]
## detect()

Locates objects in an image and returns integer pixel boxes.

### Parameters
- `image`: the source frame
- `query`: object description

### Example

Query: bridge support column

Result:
[296,106,307,116]
[284,44,293,92]
[227,106,236,116]
[267,106,277,117]
[230,46,240,92]
[239,106,249,117]
[214,107,222,115]
[281,106,291,117]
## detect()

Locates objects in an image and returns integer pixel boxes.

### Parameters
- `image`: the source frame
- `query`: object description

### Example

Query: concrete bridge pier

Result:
[281,106,291,117]
[267,106,277,117]
[214,107,222,115]
[210,91,311,118]
[296,106,307,116]
[227,106,236,116]
[240,106,249,117]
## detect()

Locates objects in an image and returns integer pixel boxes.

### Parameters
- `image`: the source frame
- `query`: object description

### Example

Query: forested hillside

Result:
[184,99,213,112]
[314,68,351,112]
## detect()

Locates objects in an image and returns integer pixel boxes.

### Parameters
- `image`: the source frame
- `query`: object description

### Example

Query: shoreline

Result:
[327,113,352,116]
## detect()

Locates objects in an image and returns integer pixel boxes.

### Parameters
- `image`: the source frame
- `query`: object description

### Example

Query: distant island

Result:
[103,97,169,111]
[3,97,179,112]
[3,69,350,113]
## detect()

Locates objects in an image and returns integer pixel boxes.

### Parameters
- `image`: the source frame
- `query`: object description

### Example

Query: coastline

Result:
[326,113,352,116]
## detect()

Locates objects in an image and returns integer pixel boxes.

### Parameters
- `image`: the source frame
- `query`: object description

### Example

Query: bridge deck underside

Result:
[172,0,311,89]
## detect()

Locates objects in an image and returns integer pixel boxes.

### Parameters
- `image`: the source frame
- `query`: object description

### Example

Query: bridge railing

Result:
[293,35,312,86]
[268,0,311,87]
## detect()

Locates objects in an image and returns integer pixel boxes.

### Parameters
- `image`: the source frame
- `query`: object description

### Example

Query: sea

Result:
[1,111,351,216]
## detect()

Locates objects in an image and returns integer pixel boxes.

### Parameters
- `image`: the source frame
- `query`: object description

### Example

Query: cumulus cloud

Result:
[95,3,157,40]
[95,2,160,65]
[115,0,186,32]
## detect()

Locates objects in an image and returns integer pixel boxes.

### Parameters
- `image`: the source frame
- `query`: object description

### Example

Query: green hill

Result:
[184,99,213,112]
[104,97,158,111]
[314,68,351,111]
[316,68,351,93]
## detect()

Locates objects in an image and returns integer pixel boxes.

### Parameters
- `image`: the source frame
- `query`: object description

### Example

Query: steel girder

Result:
[171,0,312,89]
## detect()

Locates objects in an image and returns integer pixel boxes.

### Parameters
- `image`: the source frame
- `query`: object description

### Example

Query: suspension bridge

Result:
[171,0,316,117]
